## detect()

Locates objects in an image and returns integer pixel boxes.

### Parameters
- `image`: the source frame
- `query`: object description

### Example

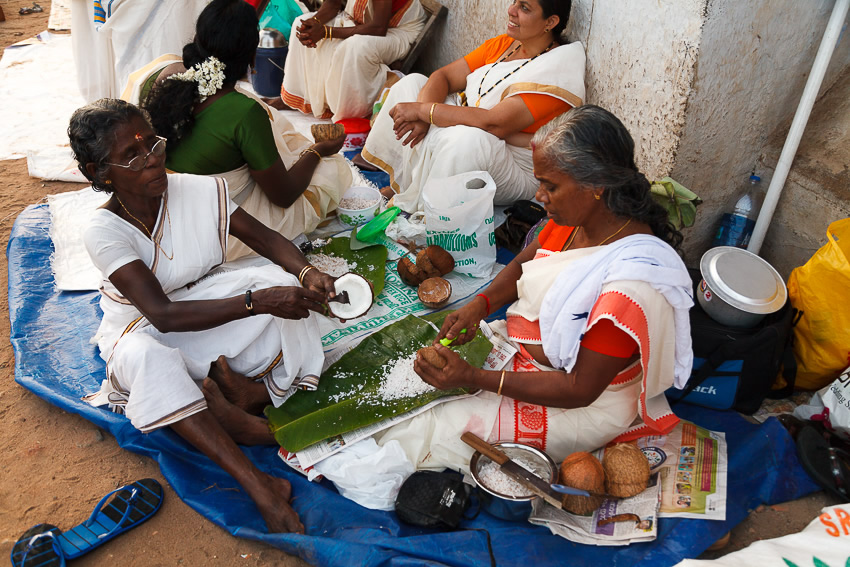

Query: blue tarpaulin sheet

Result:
[8,203,819,567]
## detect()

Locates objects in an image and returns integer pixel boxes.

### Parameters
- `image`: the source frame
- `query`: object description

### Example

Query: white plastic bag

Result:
[312,438,415,510]
[793,364,850,441]
[422,171,497,278]
[385,211,427,249]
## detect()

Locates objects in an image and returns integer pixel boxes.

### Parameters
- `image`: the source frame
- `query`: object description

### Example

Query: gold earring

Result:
[594,193,600,200]
[105,180,112,185]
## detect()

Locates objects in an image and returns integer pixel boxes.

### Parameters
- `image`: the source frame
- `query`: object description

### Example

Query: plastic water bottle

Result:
[712,175,762,248]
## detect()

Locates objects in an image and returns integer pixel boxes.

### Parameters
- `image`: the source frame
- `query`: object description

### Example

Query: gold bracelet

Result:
[323,25,329,40]
[298,265,316,285]
[329,26,333,40]
[301,147,322,160]
[429,102,437,125]
[497,369,506,396]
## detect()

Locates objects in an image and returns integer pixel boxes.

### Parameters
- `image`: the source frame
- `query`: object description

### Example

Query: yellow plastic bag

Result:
[787,218,850,389]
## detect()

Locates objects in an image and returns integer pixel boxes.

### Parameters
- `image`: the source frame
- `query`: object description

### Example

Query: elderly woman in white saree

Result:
[142,0,350,260]
[373,107,693,472]
[70,98,340,533]
[359,0,585,211]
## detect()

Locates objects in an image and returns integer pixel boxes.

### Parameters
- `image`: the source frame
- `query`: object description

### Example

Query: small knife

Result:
[461,432,564,509]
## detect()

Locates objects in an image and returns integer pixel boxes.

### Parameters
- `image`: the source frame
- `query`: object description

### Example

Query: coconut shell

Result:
[558,452,605,515]
[417,277,452,308]
[397,257,425,286]
[602,443,650,498]
[423,245,455,276]
[311,123,345,142]
[415,249,442,279]
[417,346,446,369]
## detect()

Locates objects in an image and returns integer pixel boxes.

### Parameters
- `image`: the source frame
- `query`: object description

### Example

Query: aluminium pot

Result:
[697,246,787,329]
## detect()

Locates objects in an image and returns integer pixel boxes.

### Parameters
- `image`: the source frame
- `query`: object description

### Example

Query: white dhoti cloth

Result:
[281,0,426,121]
[83,174,325,432]
[362,41,586,212]
[71,0,207,101]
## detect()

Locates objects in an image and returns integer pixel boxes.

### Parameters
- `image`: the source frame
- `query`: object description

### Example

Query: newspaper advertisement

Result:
[529,473,662,546]
[635,420,727,520]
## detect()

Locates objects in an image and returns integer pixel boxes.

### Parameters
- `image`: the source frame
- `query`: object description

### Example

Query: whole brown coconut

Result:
[415,249,442,279]
[418,277,452,308]
[398,257,425,286]
[602,443,650,498]
[421,245,455,276]
[558,452,606,515]
[417,346,447,369]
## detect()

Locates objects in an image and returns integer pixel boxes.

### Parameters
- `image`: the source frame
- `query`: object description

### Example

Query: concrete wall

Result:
[417,0,850,269]
[672,0,850,266]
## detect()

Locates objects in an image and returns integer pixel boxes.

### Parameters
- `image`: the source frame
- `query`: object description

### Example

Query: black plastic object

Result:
[395,471,471,530]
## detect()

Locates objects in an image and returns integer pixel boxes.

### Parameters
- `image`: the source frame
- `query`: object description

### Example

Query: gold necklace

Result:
[475,41,556,107]
[562,219,632,251]
[116,196,174,260]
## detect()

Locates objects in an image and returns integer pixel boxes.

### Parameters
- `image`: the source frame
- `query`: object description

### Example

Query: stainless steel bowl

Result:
[258,28,287,48]
[698,246,787,328]
[470,442,556,522]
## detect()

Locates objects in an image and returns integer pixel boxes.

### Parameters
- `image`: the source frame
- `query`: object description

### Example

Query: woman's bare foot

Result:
[263,97,293,111]
[252,474,305,534]
[351,152,380,171]
[208,355,270,414]
[202,379,275,445]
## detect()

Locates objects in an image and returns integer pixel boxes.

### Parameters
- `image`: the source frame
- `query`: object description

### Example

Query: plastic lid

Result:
[749,175,761,182]
[355,206,400,242]
[700,246,786,314]
[335,118,371,134]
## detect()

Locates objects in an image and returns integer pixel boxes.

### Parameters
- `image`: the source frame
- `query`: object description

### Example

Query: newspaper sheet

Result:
[635,420,727,520]
[529,473,662,546]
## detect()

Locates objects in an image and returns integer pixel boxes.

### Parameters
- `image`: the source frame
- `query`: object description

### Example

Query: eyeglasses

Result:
[106,136,167,171]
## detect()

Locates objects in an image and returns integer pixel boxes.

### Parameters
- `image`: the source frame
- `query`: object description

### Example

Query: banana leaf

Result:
[265,311,493,452]
[650,177,702,230]
[310,236,387,296]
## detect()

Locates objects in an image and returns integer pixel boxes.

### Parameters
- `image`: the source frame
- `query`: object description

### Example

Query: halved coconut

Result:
[418,277,452,308]
[327,272,374,319]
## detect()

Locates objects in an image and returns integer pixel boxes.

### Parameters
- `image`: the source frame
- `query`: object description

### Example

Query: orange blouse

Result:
[536,221,638,358]
[463,35,573,134]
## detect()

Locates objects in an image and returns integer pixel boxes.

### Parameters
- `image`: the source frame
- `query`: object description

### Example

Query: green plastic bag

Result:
[259,0,304,40]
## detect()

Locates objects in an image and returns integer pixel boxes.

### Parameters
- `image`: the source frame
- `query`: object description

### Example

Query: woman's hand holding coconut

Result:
[414,344,475,390]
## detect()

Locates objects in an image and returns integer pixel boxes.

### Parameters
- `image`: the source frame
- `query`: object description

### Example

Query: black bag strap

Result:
[673,341,738,404]
[766,308,803,400]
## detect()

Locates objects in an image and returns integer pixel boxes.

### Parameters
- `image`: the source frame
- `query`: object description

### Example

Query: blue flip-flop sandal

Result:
[56,478,164,560]
[11,524,65,567]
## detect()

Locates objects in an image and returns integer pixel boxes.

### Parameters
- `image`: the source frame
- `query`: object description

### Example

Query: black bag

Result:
[394,471,471,529]
[495,200,547,254]
[666,270,801,414]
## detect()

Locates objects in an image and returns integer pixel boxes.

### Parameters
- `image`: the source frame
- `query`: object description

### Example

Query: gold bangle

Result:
[429,102,437,125]
[301,147,322,160]
[323,25,328,40]
[298,265,316,285]
[497,369,506,396]
[329,26,333,40]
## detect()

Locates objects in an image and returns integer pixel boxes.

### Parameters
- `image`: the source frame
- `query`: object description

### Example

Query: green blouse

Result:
[165,91,279,174]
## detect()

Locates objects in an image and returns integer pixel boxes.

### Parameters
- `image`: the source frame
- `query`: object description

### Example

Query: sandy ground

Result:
[0,3,839,566]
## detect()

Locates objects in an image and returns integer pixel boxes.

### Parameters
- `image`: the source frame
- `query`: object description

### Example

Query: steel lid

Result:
[258,28,287,48]
[700,246,787,314]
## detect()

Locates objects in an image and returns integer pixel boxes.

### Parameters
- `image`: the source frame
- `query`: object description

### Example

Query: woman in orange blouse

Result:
[375,107,694,468]
[359,0,585,212]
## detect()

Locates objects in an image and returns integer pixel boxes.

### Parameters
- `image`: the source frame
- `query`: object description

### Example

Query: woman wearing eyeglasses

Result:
[70,98,338,534]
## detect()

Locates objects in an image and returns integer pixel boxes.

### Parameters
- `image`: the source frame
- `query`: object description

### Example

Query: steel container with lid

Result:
[697,246,786,328]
